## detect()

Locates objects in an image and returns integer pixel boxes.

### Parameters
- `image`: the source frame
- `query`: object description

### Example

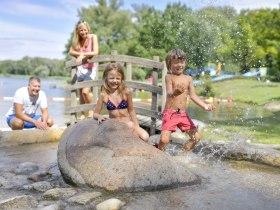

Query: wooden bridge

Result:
[64,50,168,135]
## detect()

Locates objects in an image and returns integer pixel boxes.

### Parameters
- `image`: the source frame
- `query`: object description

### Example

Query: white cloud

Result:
[0,1,73,20]
[59,0,97,11]
[225,0,279,11]
[0,0,94,60]
[203,0,279,11]
[0,20,68,60]
[123,0,279,11]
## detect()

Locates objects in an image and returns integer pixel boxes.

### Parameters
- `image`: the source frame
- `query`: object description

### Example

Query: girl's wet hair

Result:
[165,48,186,71]
[102,63,127,97]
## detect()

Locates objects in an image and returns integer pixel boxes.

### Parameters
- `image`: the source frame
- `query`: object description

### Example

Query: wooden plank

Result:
[126,81,162,94]
[150,56,159,135]
[70,66,78,124]
[65,80,162,95]
[65,54,164,70]
[65,104,96,114]
[137,115,162,131]
[161,61,167,110]
[134,107,162,119]
[98,62,159,71]
[65,80,103,91]
[126,62,132,81]
[65,57,76,70]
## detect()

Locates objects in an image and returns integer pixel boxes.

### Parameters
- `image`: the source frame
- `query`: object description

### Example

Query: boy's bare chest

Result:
[171,77,189,87]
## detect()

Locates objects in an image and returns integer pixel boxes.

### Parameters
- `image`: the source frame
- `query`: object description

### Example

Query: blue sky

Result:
[0,0,279,60]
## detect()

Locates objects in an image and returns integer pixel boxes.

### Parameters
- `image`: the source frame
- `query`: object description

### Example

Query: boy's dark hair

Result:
[165,48,186,71]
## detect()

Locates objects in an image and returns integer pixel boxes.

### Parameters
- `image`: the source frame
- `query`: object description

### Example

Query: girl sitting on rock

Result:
[93,63,149,142]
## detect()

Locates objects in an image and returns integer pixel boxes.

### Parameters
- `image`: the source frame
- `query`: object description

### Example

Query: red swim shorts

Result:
[161,109,196,132]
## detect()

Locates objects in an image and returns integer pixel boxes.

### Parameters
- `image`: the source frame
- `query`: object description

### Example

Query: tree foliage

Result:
[239,8,280,79]
[0,57,66,77]
[1,1,279,79]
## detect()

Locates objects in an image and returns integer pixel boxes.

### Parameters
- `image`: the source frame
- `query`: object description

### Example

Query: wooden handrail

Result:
[65,51,166,135]
[65,54,164,70]
[64,80,162,94]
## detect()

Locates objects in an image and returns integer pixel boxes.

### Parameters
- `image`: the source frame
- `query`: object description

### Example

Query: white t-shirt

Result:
[5,87,48,117]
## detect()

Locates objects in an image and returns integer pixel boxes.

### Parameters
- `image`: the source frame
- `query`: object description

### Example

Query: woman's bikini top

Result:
[106,96,128,111]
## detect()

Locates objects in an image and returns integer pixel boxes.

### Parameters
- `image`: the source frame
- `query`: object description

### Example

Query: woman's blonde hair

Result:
[102,63,127,97]
[71,20,91,50]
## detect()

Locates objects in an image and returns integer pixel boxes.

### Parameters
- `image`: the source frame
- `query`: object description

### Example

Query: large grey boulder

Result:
[194,142,280,167]
[57,119,199,192]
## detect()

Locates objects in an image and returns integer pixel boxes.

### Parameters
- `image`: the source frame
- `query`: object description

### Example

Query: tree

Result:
[161,3,192,52]
[131,2,192,60]
[34,65,50,77]
[197,7,238,71]
[231,16,256,73]
[177,12,218,68]
[0,57,66,77]
[132,5,165,59]
[240,8,280,79]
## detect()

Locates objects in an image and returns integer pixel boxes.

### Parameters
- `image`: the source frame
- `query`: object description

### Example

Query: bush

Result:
[199,76,216,97]
[132,68,147,81]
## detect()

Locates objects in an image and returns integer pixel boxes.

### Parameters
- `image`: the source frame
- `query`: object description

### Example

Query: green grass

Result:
[201,114,280,144]
[196,77,280,105]
[133,90,151,99]
[195,78,280,144]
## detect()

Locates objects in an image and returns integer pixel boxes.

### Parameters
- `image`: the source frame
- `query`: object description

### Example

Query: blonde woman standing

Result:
[69,20,99,119]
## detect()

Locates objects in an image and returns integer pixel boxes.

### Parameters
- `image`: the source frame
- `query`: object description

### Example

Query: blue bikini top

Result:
[106,96,128,111]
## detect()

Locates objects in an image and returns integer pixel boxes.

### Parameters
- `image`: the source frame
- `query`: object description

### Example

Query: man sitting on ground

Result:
[5,76,53,130]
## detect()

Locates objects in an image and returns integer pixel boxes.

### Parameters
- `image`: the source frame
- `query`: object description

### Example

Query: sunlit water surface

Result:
[0,142,279,210]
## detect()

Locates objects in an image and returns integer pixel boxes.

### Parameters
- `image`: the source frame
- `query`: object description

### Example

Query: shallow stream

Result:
[0,142,279,210]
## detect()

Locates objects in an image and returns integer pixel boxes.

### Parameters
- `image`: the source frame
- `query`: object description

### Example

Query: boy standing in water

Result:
[159,48,215,151]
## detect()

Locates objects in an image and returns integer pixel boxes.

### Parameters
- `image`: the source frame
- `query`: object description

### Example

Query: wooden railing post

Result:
[70,66,78,124]
[150,56,159,135]
[162,61,168,110]
[126,63,132,81]
[93,63,99,104]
